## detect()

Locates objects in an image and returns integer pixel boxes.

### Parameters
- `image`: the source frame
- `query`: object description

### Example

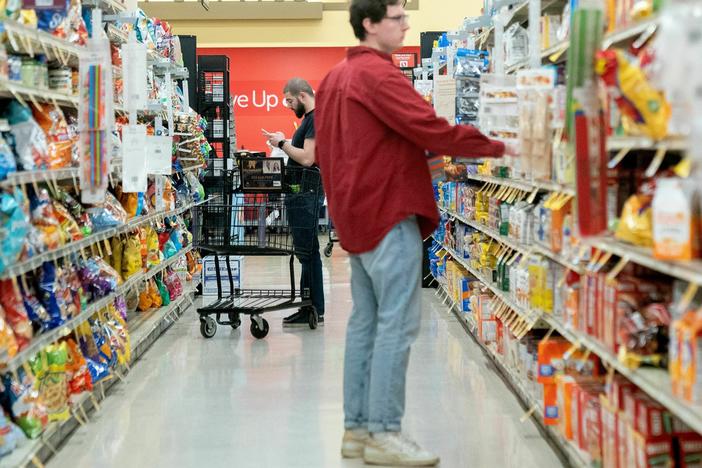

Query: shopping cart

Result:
[192,157,323,339]
[324,217,338,258]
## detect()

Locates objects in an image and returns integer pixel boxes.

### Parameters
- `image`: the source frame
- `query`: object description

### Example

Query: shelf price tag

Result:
[122,124,147,193]
[145,135,172,175]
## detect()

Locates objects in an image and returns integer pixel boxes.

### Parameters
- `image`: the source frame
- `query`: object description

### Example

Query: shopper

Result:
[263,78,325,327]
[315,1,507,465]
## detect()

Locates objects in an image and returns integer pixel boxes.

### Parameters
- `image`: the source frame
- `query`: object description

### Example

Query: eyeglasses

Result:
[383,14,410,25]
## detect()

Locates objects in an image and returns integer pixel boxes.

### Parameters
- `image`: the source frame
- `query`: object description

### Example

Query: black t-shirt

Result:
[288,110,315,168]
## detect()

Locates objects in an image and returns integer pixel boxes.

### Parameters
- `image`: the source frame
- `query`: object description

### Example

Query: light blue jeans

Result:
[343,216,422,433]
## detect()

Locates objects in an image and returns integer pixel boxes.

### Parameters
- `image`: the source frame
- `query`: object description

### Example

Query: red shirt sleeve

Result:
[363,69,505,158]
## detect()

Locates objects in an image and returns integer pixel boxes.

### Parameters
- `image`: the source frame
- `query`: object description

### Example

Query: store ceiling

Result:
[138,0,418,21]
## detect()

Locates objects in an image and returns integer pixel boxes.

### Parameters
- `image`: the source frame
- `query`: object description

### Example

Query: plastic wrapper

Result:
[618,302,670,368]
[113,295,127,321]
[5,101,48,170]
[0,368,49,439]
[36,0,68,33]
[30,188,67,249]
[0,192,30,274]
[164,269,183,300]
[145,227,161,268]
[38,262,68,329]
[52,201,83,241]
[32,105,74,169]
[454,49,489,78]
[0,311,19,361]
[121,235,142,280]
[76,321,110,383]
[138,285,152,311]
[185,172,205,203]
[105,310,130,365]
[65,338,93,405]
[169,229,183,251]
[20,281,50,332]
[79,257,120,299]
[110,236,124,281]
[56,188,92,237]
[91,319,116,369]
[0,412,25,456]
[615,193,653,247]
[162,239,177,259]
[0,280,32,350]
[29,343,70,422]
[125,287,139,312]
[53,2,88,46]
[67,266,87,314]
[0,134,17,181]
[119,192,144,219]
[155,276,170,306]
[87,192,128,232]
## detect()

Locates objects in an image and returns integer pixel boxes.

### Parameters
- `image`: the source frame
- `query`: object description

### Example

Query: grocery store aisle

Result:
[48,245,564,468]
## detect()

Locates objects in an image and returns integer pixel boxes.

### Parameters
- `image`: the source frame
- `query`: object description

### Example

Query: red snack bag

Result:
[0,280,33,350]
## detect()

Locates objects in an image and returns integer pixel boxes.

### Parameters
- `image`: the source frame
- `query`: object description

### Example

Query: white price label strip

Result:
[146,135,173,175]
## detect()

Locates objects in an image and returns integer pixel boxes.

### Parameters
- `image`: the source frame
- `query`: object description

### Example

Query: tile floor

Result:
[48,246,565,468]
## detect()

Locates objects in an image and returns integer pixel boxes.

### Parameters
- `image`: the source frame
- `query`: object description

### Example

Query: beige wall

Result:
[171,0,484,48]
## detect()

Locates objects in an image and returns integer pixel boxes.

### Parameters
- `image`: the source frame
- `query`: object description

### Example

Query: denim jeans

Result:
[286,191,325,315]
[343,216,422,433]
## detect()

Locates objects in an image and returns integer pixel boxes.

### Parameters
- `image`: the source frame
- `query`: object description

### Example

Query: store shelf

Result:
[1,281,197,468]
[1,245,193,373]
[439,206,585,274]
[0,200,201,280]
[606,135,688,152]
[0,78,79,107]
[588,236,702,285]
[434,282,588,468]
[0,167,79,189]
[2,19,82,67]
[466,173,576,196]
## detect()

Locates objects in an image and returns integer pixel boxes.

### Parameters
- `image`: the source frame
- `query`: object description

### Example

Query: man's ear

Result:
[362,17,375,37]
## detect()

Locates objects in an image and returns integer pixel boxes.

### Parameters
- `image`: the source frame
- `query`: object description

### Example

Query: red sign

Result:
[391,53,417,69]
[198,46,420,151]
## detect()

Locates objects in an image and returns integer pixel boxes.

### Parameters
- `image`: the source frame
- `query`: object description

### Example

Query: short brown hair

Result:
[283,78,314,98]
[349,0,406,41]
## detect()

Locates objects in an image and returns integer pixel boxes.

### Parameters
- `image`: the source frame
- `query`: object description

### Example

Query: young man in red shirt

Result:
[315,0,506,465]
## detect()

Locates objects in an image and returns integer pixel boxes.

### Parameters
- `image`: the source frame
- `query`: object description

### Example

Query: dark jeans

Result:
[287,191,325,316]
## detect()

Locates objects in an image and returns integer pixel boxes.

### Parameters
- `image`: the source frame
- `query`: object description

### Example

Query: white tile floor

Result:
[48,246,566,468]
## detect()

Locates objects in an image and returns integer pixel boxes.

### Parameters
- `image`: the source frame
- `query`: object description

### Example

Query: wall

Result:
[174,0,483,48]
[199,46,419,150]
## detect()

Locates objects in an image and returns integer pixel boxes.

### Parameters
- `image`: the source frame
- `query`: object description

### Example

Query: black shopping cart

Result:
[192,157,323,339]
[324,217,338,258]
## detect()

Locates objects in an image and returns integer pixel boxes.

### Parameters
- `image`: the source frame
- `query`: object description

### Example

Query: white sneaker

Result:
[364,432,440,466]
[341,428,370,458]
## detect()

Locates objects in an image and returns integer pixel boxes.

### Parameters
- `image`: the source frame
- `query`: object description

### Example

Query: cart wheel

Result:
[200,316,217,338]
[324,243,334,258]
[228,312,241,329]
[308,307,318,330]
[250,318,270,339]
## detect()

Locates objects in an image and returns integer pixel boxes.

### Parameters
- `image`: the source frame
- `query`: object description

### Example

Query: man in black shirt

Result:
[264,78,325,327]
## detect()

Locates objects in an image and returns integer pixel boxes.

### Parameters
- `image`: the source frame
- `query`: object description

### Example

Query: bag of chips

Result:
[163,269,183,300]
[79,257,121,299]
[138,283,152,312]
[38,262,68,329]
[0,367,49,438]
[88,192,128,232]
[0,280,32,350]
[56,188,92,237]
[76,321,111,384]
[0,412,25,456]
[145,227,161,268]
[154,276,170,306]
[65,338,93,406]
[30,188,67,250]
[32,105,73,169]
[52,201,83,241]
[125,287,139,312]
[20,281,51,332]
[0,192,30,274]
[0,311,19,361]
[148,279,162,308]
[5,101,48,170]
[30,343,70,422]
[122,235,142,280]
[0,134,17,182]
[615,193,654,247]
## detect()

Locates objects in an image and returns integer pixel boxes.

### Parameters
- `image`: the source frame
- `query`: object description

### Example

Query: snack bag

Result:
[138,284,153,312]
[30,343,70,422]
[67,266,88,313]
[76,322,110,384]
[163,269,183,300]
[106,308,130,365]
[65,338,93,405]
[31,105,73,169]
[38,262,68,329]
[1,367,49,438]
[78,257,121,299]
[0,191,30,274]
[30,189,66,250]
[145,227,161,268]
[110,236,124,281]
[154,277,170,306]
[0,133,17,181]
[148,280,162,308]
[615,193,653,247]
[56,188,92,236]
[113,295,127,321]
[0,312,19,361]
[122,235,142,280]
[0,280,33,349]
[5,101,49,170]
[0,412,25,456]
[125,287,139,312]
[20,281,51,332]
[87,192,128,232]
[52,201,83,241]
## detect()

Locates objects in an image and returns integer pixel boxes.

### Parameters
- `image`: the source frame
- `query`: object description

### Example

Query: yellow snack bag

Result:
[122,235,142,280]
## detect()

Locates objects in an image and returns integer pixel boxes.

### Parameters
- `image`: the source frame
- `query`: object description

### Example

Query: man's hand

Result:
[504,142,519,157]
[262,129,286,147]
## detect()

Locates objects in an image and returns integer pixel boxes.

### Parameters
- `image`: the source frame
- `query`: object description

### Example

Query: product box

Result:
[600,394,619,468]
[480,318,498,344]
[544,382,559,426]
[202,255,243,296]
[537,337,570,384]
[603,277,638,353]
[636,397,672,438]
[585,393,604,467]
[557,374,576,439]
[676,433,702,468]
[633,432,674,468]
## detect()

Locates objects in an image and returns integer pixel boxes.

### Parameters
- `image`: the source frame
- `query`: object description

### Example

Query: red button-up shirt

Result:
[315,46,505,254]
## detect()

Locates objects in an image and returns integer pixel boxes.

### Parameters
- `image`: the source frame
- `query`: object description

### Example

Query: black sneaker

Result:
[282,308,325,328]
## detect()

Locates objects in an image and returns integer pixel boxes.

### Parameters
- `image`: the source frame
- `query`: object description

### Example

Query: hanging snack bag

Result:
[79,257,121,299]
[615,193,654,248]
[38,262,68,329]
[30,189,66,249]
[76,322,111,383]
[125,287,139,312]
[0,311,19,361]
[87,192,128,232]
[110,236,124,281]
[56,188,92,236]
[1,367,49,439]
[20,281,51,332]
[148,279,162,308]
[0,191,29,274]
[0,133,17,181]
[0,280,33,349]
[5,101,49,170]
[145,227,161,268]
[154,276,170,306]
[0,412,25,456]
[65,338,93,405]
[30,343,70,422]
[163,269,183,300]
[138,285,153,311]
[121,235,143,280]
[32,105,73,169]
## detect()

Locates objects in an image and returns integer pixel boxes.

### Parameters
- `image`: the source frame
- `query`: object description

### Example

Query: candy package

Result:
[79,257,121,299]
[0,192,30,274]
[0,312,19,361]
[87,192,128,232]
[30,343,70,422]
[0,280,32,350]
[0,368,49,439]
[121,235,142,280]
[172,255,189,283]
[65,338,93,405]
[4,101,48,170]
